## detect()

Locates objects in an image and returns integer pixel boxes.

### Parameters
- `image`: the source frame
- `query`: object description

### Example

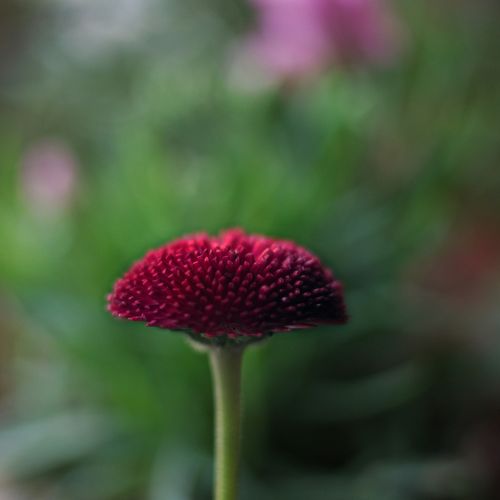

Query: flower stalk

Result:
[209,346,244,500]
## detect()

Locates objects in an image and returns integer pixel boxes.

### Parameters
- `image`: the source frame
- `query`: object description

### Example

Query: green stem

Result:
[209,346,244,500]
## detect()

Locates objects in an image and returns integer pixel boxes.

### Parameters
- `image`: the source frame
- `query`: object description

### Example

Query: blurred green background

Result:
[1,0,499,498]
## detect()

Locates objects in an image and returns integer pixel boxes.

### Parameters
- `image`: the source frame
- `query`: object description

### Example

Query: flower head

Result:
[108,229,347,341]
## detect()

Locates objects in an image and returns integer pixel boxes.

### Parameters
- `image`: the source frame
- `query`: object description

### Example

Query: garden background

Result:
[0,0,499,498]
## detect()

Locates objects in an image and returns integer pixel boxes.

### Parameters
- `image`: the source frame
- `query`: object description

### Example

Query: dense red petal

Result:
[108,229,347,337]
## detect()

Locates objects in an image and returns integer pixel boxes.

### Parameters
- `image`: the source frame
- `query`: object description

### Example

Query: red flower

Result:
[108,229,347,339]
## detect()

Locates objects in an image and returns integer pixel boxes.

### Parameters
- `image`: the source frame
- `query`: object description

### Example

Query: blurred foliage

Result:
[0,0,499,499]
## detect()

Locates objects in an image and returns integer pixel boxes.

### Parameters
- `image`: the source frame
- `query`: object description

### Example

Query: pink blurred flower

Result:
[21,139,79,215]
[410,219,500,304]
[237,0,403,83]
